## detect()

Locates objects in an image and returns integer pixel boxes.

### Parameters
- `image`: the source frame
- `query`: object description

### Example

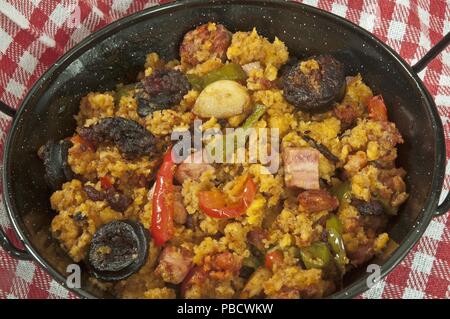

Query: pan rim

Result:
[2,0,446,299]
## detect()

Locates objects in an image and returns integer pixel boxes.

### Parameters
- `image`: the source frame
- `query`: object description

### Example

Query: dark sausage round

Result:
[281,54,346,113]
[87,220,149,281]
[78,117,155,160]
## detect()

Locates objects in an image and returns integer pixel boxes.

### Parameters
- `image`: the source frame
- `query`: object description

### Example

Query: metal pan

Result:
[1,0,449,298]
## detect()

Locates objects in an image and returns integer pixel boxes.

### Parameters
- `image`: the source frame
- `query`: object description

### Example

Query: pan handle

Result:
[0,101,17,117]
[411,32,450,216]
[0,111,31,259]
[0,198,32,259]
[0,227,32,260]
[435,193,450,216]
[412,32,450,73]
[0,166,31,260]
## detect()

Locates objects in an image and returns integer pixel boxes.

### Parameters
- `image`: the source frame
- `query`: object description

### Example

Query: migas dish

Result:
[0,0,449,299]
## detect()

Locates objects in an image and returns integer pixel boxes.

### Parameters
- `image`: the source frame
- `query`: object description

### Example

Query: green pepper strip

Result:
[187,63,247,91]
[325,215,348,272]
[331,181,397,215]
[330,181,351,204]
[241,104,267,131]
[300,242,333,270]
[326,214,343,234]
[214,104,267,161]
[242,255,262,269]
[186,74,203,91]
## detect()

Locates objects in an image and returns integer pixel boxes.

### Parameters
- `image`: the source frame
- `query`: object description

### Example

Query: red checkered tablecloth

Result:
[0,0,449,299]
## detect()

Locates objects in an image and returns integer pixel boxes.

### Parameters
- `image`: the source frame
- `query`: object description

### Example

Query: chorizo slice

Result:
[174,151,215,183]
[180,23,232,67]
[298,189,339,213]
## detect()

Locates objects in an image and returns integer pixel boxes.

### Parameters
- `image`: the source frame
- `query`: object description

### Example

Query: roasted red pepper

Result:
[198,177,256,219]
[367,95,388,121]
[265,250,283,269]
[151,147,176,246]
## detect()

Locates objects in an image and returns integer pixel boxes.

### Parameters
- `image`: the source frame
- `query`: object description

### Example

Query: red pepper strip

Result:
[198,177,256,219]
[100,176,113,190]
[242,177,257,207]
[367,95,388,121]
[151,147,176,246]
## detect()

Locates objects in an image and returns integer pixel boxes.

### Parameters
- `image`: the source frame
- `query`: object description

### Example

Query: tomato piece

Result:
[198,199,246,218]
[265,250,283,269]
[198,177,256,219]
[242,177,257,207]
[367,95,388,121]
[199,191,227,208]
[151,147,176,246]
[100,176,113,190]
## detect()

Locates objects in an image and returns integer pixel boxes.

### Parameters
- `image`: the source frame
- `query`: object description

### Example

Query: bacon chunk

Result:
[174,151,215,184]
[155,246,193,284]
[282,147,320,189]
